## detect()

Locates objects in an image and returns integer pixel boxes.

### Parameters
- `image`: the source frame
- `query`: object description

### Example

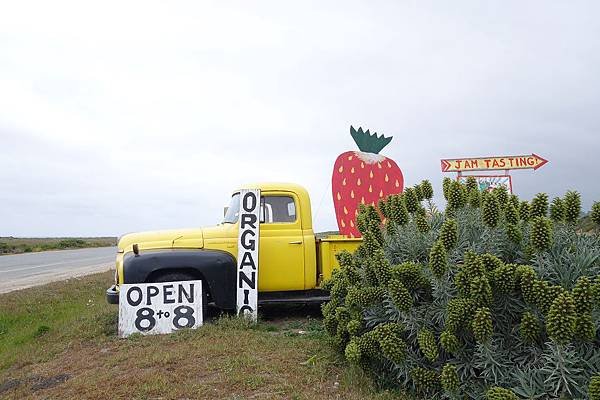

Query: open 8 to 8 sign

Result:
[118,281,203,338]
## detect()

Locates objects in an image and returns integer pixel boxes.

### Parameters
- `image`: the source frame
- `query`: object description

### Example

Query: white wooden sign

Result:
[118,280,203,338]
[236,189,260,321]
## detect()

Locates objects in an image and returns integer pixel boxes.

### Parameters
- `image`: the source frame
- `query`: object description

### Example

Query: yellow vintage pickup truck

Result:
[106,183,360,309]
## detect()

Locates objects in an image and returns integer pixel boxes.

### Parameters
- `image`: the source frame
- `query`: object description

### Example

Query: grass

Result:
[0,272,407,399]
[0,237,116,255]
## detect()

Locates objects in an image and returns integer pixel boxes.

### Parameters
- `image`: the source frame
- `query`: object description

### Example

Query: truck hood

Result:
[118,227,204,253]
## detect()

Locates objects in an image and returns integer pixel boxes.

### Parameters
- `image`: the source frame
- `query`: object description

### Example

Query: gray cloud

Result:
[1,1,599,236]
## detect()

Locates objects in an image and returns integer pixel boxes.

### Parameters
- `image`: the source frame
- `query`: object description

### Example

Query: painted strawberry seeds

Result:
[332,126,404,237]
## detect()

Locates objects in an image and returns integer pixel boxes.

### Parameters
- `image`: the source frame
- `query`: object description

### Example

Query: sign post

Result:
[118,281,203,338]
[236,189,261,321]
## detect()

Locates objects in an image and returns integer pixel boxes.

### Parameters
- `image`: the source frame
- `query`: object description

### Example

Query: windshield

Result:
[222,193,240,223]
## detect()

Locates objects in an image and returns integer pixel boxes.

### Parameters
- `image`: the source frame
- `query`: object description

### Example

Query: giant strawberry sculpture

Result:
[332,126,404,237]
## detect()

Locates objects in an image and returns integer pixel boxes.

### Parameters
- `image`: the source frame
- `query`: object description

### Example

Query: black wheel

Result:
[153,273,210,320]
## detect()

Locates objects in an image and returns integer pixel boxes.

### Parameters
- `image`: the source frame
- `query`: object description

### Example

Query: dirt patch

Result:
[30,373,70,391]
[0,378,22,395]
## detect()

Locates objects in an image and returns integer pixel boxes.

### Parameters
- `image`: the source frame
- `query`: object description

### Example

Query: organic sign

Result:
[118,281,203,338]
[236,189,260,321]
[332,126,404,238]
[458,175,513,194]
[441,154,548,173]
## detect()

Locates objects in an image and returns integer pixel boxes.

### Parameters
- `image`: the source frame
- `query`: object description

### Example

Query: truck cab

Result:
[106,183,360,309]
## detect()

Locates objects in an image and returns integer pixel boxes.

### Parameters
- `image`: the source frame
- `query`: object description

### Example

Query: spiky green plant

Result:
[440,330,460,354]
[443,177,452,200]
[592,202,600,226]
[415,214,430,233]
[550,197,565,222]
[519,200,531,222]
[486,387,518,400]
[404,187,419,214]
[322,180,600,399]
[546,293,576,344]
[493,186,509,208]
[420,179,434,200]
[417,329,438,362]
[465,176,478,192]
[589,374,600,400]
[439,218,458,249]
[389,194,409,226]
[530,193,549,218]
[388,279,413,312]
[441,364,460,394]
[468,189,482,208]
[530,216,552,252]
[482,192,500,228]
[520,311,541,344]
[472,307,493,343]
[505,201,519,224]
[428,240,447,279]
[564,190,582,224]
[447,180,466,210]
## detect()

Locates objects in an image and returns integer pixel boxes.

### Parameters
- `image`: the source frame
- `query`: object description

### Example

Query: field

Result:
[0,237,116,255]
[0,271,407,400]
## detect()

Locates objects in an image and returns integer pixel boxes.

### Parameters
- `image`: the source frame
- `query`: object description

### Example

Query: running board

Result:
[258,295,330,305]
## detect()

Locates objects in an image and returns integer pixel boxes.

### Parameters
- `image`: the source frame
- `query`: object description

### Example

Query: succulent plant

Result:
[440,330,460,354]
[465,176,478,192]
[468,189,482,208]
[485,386,518,400]
[415,213,430,233]
[378,330,407,364]
[472,307,493,343]
[519,200,531,222]
[519,311,541,344]
[592,202,600,226]
[345,339,361,363]
[420,179,434,200]
[411,367,439,393]
[530,216,553,252]
[322,178,600,399]
[428,240,448,279]
[493,186,509,209]
[441,364,460,393]
[546,292,576,344]
[549,197,565,222]
[589,374,600,400]
[505,201,519,224]
[564,190,582,224]
[404,187,419,214]
[573,276,594,314]
[482,192,500,228]
[506,223,522,244]
[417,328,438,362]
[439,218,458,249]
[442,177,452,200]
[530,193,549,218]
[387,279,413,312]
[575,313,596,342]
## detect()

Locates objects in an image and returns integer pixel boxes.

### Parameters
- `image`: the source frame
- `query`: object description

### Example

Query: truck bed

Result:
[316,235,362,285]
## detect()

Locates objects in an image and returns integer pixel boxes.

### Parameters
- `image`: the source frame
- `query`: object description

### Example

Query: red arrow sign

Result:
[441,154,548,172]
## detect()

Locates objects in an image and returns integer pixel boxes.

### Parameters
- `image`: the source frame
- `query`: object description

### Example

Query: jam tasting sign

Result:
[118,281,203,338]
[237,189,260,321]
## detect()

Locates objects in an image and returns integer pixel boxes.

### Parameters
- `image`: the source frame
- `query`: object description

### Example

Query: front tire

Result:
[153,273,210,320]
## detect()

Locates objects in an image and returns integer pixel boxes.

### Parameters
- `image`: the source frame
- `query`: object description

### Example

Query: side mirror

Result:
[223,207,229,217]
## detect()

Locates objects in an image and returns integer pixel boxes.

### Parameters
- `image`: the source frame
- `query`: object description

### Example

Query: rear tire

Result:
[153,273,210,321]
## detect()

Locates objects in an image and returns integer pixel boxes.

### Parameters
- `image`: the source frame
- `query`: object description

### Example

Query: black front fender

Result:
[122,249,236,309]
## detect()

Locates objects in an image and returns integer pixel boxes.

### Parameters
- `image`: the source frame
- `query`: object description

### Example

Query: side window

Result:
[260,196,296,223]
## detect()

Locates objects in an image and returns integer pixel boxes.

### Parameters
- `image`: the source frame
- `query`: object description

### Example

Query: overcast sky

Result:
[1,1,599,237]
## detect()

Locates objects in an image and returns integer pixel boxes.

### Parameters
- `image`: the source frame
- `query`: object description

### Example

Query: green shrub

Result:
[322,180,600,398]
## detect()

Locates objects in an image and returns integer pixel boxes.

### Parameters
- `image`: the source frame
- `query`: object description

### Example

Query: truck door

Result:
[258,193,305,291]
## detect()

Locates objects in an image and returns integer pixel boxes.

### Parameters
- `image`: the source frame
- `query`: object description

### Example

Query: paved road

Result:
[0,247,116,293]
